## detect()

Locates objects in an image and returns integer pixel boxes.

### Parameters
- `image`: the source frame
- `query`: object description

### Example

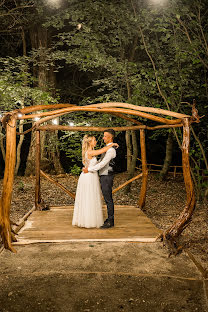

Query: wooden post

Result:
[113,173,143,194]
[163,118,196,240]
[35,130,41,210]
[173,166,176,178]
[138,129,148,208]
[0,114,17,252]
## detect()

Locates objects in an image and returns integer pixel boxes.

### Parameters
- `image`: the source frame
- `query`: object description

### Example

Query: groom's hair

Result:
[104,129,115,139]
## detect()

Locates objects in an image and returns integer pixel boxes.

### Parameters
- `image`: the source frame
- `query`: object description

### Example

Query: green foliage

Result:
[0,56,56,112]
[70,164,82,176]
[59,131,82,170]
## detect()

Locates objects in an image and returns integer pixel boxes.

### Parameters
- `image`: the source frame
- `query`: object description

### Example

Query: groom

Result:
[83,129,116,228]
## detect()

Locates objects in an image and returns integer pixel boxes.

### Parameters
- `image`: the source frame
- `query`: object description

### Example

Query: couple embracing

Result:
[72,129,118,229]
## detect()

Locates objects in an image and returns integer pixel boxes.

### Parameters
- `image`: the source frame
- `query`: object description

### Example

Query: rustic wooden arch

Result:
[0,102,199,252]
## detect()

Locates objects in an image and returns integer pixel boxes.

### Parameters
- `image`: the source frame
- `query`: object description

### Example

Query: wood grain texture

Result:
[0,115,17,252]
[138,129,148,209]
[16,205,161,243]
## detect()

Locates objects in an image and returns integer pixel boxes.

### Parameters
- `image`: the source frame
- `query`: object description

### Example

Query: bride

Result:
[72,134,118,228]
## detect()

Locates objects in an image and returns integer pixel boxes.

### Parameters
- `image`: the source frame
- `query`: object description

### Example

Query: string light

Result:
[17,113,23,118]
[52,118,58,125]
[34,117,40,121]
[69,122,74,127]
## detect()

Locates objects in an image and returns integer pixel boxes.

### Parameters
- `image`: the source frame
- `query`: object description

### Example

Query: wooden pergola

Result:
[0,102,199,252]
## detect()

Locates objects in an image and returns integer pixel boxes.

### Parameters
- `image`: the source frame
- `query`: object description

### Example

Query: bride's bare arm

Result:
[88,143,118,157]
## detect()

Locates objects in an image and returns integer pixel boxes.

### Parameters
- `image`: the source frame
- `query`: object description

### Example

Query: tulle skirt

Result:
[72,172,104,228]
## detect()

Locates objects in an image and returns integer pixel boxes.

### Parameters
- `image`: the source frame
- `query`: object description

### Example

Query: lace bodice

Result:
[84,152,98,168]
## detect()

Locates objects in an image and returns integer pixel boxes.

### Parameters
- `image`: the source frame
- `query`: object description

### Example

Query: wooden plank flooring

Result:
[16,205,162,244]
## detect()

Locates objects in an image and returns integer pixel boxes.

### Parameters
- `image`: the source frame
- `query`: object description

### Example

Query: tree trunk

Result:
[125,130,132,173]
[46,63,64,174]
[25,130,36,176]
[15,29,26,175]
[49,130,64,174]
[124,33,139,190]
[130,130,138,175]
[15,121,24,175]
[159,131,173,180]
[25,25,64,175]
[125,130,138,193]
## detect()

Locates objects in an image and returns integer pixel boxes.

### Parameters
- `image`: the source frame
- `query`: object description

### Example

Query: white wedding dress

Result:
[72,155,104,228]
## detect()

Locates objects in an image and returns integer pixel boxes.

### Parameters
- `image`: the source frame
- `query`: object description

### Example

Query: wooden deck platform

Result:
[16,205,161,244]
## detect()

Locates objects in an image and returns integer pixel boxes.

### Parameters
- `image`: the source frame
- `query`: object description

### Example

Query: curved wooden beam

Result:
[36,125,146,132]
[109,112,144,125]
[16,120,184,136]
[146,124,183,130]
[14,102,190,119]
[14,103,75,115]
[24,107,181,125]
[89,102,190,118]
[0,114,17,252]
[16,122,184,136]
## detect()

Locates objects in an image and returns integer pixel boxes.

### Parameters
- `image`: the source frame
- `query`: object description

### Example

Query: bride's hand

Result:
[113,143,119,149]
[82,167,88,173]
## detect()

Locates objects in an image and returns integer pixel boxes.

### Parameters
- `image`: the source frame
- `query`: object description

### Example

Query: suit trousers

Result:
[100,175,114,221]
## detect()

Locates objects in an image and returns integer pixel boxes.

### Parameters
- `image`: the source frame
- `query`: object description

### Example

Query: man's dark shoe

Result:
[100,220,114,229]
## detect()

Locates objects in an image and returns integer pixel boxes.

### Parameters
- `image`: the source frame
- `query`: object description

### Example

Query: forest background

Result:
[0,0,207,201]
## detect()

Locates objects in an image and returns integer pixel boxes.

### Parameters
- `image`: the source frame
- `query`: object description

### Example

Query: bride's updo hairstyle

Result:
[82,134,94,166]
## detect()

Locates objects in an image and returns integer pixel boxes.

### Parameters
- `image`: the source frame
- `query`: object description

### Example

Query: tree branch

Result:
[176,16,208,70]
[0,4,34,18]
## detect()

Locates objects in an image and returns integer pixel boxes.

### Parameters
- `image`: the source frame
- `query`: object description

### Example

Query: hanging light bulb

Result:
[52,118,58,125]
[77,23,82,30]
[34,117,40,121]
[68,121,74,126]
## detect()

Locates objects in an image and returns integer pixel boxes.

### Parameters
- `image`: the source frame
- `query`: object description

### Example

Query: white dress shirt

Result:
[88,144,116,176]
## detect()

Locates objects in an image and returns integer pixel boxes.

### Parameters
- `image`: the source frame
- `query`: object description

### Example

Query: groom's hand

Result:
[82,167,88,173]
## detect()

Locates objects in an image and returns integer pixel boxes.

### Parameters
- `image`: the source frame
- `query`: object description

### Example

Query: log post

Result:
[138,129,148,209]
[163,118,196,240]
[35,130,41,210]
[0,114,17,252]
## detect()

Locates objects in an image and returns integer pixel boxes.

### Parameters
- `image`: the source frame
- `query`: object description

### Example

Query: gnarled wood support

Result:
[35,130,47,210]
[138,129,148,209]
[0,115,17,252]
[162,118,196,242]
[35,130,41,210]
